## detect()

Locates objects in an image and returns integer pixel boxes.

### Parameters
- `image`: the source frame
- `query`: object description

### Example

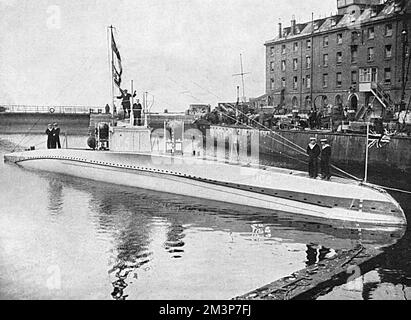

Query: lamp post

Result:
[400,28,408,111]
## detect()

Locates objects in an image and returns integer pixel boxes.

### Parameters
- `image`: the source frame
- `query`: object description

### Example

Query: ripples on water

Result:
[0,134,409,300]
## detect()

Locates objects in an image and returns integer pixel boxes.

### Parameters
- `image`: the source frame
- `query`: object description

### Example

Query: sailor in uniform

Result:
[51,122,61,149]
[45,124,53,149]
[320,138,331,180]
[116,89,137,118]
[132,99,143,126]
[307,137,320,178]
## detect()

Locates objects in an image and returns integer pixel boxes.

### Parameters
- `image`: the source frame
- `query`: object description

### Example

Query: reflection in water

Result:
[55,175,404,300]
[47,178,63,215]
[89,193,153,300]
[250,224,272,241]
[164,222,186,259]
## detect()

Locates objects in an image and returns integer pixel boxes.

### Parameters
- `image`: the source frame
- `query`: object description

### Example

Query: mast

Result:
[236,86,240,124]
[240,54,246,102]
[144,91,148,127]
[108,25,115,115]
[232,53,250,103]
[130,80,134,126]
[400,23,408,110]
[364,122,370,182]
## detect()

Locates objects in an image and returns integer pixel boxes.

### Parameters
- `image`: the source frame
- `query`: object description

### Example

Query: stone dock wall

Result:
[0,113,91,135]
[210,125,411,173]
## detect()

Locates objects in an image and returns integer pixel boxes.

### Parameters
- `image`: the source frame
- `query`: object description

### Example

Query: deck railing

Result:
[1,105,102,114]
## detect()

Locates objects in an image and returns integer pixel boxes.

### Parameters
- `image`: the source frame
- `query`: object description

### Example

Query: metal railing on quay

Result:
[2,105,99,114]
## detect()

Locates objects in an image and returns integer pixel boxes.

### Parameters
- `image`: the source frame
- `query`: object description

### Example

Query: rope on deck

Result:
[378,186,411,195]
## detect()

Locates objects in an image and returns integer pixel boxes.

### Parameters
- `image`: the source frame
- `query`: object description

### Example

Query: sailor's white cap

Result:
[310,137,316,141]
[320,138,327,142]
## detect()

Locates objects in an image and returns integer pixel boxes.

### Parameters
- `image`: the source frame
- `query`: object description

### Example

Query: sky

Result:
[0,0,337,112]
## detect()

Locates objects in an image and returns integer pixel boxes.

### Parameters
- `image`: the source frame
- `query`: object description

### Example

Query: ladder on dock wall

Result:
[370,82,395,111]
[355,83,395,121]
[355,104,367,120]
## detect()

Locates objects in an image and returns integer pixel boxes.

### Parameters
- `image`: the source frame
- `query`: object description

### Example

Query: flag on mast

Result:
[111,28,122,89]
[367,129,391,149]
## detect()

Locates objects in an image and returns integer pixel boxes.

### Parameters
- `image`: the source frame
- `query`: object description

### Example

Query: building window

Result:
[293,58,298,71]
[385,45,392,58]
[270,78,275,90]
[367,47,375,61]
[351,45,358,63]
[306,39,311,50]
[336,72,342,87]
[360,68,378,82]
[323,36,329,47]
[306,56,311,69]
[360,68,371,82]
[323,74,328,88]
[292,96,299,107]
[368,27,375,40]
[293,42,299,52]
[349,10,356,23]
[270,61,275,72]
[306,75,311,88]
[281,60,286,71]
[293,76,298,90]
[281,77,286,87]
[270,47,275,56]
[322,54,329,68]
[351,31,359,42]
[351,70,357,84]
[384,67,391,84]
[385,24,393,37]
[371,67,377,82]
[336,52,342,64]
[337,33,343,44]
[281,44,286,54]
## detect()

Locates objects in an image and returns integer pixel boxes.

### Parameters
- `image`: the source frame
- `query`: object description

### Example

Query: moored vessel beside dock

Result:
[3,127,407,227]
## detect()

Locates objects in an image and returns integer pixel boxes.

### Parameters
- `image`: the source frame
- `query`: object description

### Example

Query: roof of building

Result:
[265,0,405,45]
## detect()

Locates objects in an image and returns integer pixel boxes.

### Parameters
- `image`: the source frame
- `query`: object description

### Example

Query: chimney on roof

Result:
[278,22,282,38]
[291,16,296,35]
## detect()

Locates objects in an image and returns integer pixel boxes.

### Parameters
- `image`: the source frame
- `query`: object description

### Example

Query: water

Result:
[0,134,410,300]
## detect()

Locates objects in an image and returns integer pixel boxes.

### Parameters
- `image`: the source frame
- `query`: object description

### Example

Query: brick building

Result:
[262,0,410,118]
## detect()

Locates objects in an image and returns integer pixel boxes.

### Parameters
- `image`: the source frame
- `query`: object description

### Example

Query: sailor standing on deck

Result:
[320,139,331,180]
[307,137,320,178]
[132,99,143,126]
[117,88,136,118]
[45,124,53,149]
[51,122,61,149]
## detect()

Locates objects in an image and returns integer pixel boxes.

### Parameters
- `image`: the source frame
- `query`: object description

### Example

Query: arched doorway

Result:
[348,94,358,111]
[280,89,285,106]
[292,96,298,108]
[335,94,343,115]
[335,95,343,107]
[305,96,311,110]
[321,95,328,108]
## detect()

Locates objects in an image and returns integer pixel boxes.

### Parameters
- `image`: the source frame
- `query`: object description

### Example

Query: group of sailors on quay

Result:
[45,123,61,149]
[307,137,331,180]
